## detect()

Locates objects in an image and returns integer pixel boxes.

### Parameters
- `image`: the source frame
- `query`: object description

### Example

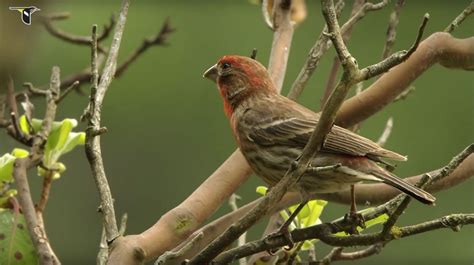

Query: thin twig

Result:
[85,0,130,246]
[41,13,115,52]
[218,208,473,262]
[12,67,61,265]
[381,174,431,237]
[322,0,364,106]
[376,117,393,146]
[356,14,429,80]
[119,213,128,235]
[393,86,415,102]
[228,194,247,265]
[381,0,405,59]
[98,213,128,265]
[444,1,474,33]
[314,244,383,264]
[287,0,344,100]
[321,0,389,107]
[97,227,108,265]
[429,144,474,184]
[6,76,27,143]
[155,233,204,265]
[115,18,174,77]
[19,17,170,99]
[36,171,54,213]
[56,80,79,103]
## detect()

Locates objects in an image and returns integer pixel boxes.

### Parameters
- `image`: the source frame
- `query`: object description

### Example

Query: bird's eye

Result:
[222,62,231,70]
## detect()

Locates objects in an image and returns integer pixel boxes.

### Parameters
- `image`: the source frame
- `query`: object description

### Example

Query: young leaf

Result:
[0,149,29,185]
[256,186,268,196]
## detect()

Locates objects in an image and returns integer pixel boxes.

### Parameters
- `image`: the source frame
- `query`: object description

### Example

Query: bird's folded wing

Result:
[248,117,406,161]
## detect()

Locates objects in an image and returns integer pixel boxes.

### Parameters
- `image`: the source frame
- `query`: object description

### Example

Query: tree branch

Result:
[313,244,383,264]
[336,33,474,128]
[287,0,344,100]
[381,0,405,59]
[115,18,175,77]
[322,0,389,107]
[216,148,472,265]
[444,1,474,33]
[267,0,296,91]
[40,13,115,53]
[84,0,130,251]
[13,67,61,265]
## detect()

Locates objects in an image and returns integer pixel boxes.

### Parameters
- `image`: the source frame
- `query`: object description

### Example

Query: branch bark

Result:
[267,0,295,91]
[84,0,130,256]
[336,32,474,128]
[12,67,62,265]
[215,143,472,262]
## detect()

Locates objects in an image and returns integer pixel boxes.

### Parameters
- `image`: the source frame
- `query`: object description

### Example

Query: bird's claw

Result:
[264,226,295,255]
[343,211,366,235]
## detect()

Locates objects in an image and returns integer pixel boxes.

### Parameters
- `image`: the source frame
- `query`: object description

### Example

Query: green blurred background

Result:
[1,0,473,264]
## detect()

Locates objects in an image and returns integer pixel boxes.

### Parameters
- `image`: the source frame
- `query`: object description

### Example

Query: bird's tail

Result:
[370,170,436,205]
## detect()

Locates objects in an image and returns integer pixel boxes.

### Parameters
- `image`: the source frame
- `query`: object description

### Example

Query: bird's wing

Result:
[246,112,406,161]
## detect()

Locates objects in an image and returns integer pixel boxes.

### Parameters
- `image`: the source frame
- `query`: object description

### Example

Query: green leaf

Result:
[0,190,17,208]
[255,186,268,196]
[18,116,29,135]
[11,150,28,159]
[0,209,38,264]
[19,116,43,135]
[301,239,315,251]
[40,118,84,171]
[0,149,29,185]
[60,132,85,155]
[302,200,327,228]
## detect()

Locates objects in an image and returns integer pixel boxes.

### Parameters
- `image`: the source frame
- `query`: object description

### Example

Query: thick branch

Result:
[267,0,295,91]
[336,32,474,128]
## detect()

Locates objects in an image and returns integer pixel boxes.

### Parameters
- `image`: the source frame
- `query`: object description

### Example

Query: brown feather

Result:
[241,94,407,163]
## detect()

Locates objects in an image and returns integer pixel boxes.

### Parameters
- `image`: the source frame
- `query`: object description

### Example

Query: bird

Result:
[203,55,435,227]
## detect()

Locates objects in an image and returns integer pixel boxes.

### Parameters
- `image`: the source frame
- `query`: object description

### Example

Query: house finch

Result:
[204,55,435,205]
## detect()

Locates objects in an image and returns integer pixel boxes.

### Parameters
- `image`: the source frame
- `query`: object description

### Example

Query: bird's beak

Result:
[203,64,218,83]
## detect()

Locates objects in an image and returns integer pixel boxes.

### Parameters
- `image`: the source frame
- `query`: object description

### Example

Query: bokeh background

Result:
[1,0,473,264]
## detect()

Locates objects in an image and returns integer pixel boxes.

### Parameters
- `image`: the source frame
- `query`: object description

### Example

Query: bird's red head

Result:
[203,55,276,117]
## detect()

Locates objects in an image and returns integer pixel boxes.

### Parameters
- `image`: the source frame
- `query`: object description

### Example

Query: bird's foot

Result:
[264,224,295,255]
[343,210,366,235]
